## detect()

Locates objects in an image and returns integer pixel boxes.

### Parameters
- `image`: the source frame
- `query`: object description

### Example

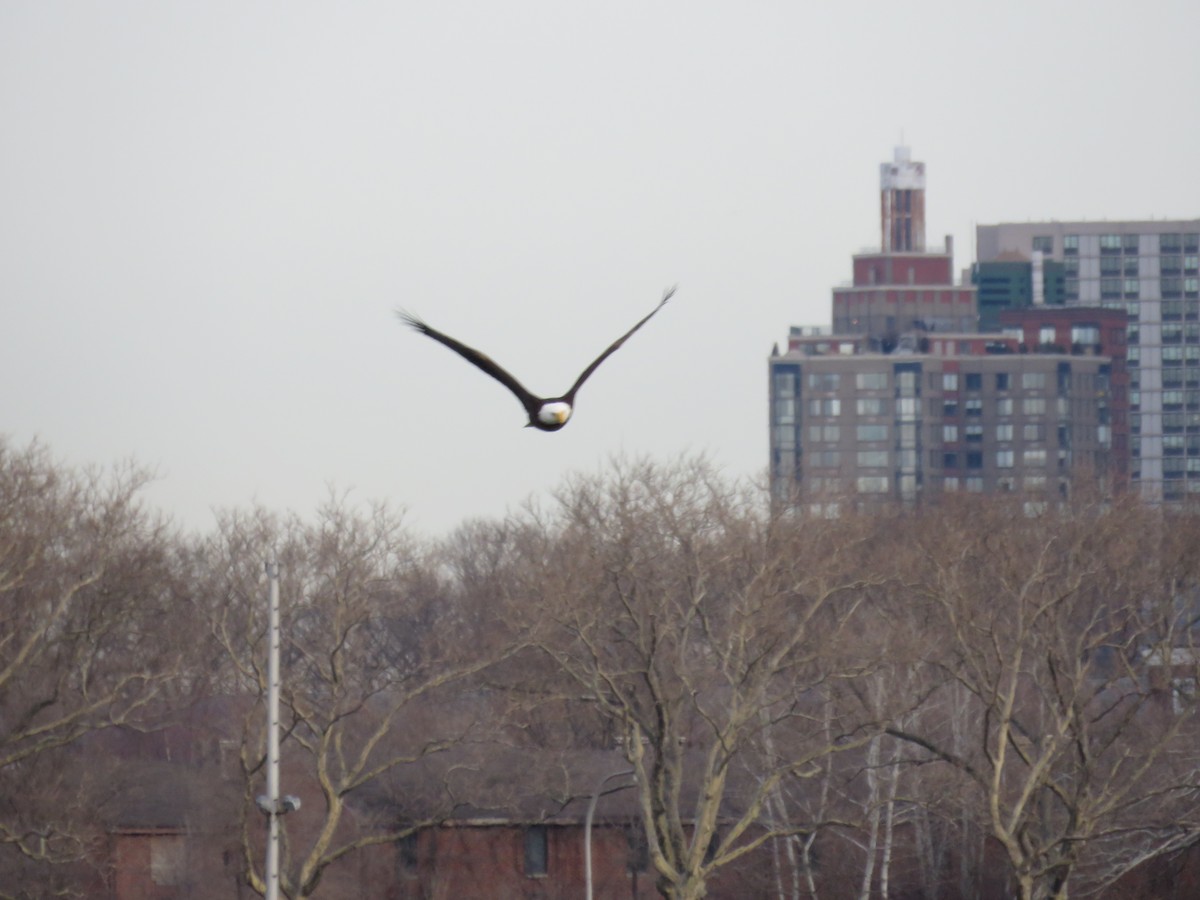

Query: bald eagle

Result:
[398,287,674,431]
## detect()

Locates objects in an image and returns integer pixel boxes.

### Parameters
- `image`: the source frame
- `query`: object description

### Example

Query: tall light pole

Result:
[258,560,299,900]
[585,769,635,900]
[265,560,282,900]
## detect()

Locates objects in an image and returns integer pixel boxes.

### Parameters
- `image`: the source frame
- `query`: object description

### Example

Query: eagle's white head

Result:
[537,402,572,426]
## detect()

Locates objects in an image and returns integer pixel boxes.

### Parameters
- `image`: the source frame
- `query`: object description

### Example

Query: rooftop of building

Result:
[979,218,1200,232]
[780,329,1114,362]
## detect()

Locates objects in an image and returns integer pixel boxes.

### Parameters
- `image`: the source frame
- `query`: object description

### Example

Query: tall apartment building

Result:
[769,149,1117,508]
[769,336,1113,509]
[977,221,1200,504]
[996,305,1130,488]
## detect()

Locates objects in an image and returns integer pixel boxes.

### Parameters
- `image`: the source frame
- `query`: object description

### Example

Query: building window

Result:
[1100,234,1122,254]
[965,424,983,442]
[996,424,1013,441]
[1124,233,1140,254]
[942,372,959,392]
[965,373,983,391]
[1023,398,1046,415]
[856,372,888,390]
[996,398,1014,416]
[525,827,549,876]
[1024,423,1045,441]
[398,833,420,877]
[1064,235,1079,255]
[1160,233,1183,254]
[1024,448,1047,466]
[966,476,984,492]
[857,450,888,467]
[943,400,958,416]
[151,835,185,887]
[809,399,841,416]
[896,368,919,394]
[943,452,958,469]
[856,476,890,494]
[965,398,983,417]
[1124,279,1140,298]
[1071,325,1100,346]
[1032,236,1053,254]
[809,425,840,442]
[856,398,886,416]
[896,397,919,417]
[996,372,1010,390]
[996,450,1015,468]
[966,452,983,470]
[1022,372,1046,390]
[943,424,958,442]
[856,424,888,441]
[808,372,840,390]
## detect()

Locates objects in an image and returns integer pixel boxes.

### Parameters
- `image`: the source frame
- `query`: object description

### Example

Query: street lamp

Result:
[261,561,299,900]
[584,769,636,900]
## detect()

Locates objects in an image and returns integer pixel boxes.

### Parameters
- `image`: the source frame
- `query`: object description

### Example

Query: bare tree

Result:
[502,458,893,900]
[0,439,189,890]
[887,496,1200,900]
[205,495,523,898]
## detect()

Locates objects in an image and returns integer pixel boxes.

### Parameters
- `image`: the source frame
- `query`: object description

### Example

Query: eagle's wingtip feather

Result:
[396,309,425,331]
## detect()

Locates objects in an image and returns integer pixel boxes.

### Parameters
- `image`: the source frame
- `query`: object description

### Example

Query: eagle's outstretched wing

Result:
[397,311,542,418]
[563,286,676,402]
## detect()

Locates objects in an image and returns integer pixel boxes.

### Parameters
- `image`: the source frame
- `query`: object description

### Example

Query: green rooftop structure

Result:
[972,256,1066,332]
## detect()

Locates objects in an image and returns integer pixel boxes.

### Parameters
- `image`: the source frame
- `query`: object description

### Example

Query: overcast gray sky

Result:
[2,1,1198,536]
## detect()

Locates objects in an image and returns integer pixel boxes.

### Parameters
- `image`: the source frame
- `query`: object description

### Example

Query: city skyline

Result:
[2,2,1198,535]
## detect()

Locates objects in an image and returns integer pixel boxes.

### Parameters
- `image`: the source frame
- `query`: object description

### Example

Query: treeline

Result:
[1,440,1198,900]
